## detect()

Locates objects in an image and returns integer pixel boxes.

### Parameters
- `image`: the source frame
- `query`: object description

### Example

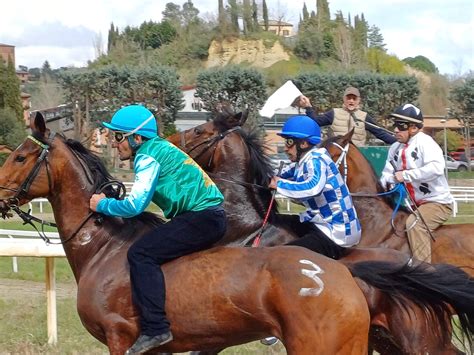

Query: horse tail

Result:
[349,260,474,351]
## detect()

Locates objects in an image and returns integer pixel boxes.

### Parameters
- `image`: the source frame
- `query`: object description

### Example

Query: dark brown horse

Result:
[321,130,474,275]
[167,111,474,355]
[0,113,376,355]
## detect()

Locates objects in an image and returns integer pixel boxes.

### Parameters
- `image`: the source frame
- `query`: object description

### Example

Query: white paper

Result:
[259,80,303,118]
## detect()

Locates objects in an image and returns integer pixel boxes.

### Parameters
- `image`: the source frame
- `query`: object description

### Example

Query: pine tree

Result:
[368,25,386,51]
[41,60,54,83]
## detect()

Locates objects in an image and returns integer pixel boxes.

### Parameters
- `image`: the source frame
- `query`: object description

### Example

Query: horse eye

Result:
[15,155,26,163]
[194,127,203,135]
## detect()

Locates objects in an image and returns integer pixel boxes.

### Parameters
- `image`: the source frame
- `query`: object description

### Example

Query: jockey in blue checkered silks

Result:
[269,115,361,259]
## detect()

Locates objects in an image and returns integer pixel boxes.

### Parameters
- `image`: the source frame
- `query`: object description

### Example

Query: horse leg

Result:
[104,327,136,355]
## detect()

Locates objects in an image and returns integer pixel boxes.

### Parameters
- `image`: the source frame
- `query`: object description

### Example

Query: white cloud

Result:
[15,45,96,69]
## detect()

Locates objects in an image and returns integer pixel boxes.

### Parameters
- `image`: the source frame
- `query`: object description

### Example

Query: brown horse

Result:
[168,111,474,355]
[321,130,474,275]
[0,113,375,355]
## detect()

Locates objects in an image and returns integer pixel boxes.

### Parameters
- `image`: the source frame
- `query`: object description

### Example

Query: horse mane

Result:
[56,136,164,227]
[235,128,279,216]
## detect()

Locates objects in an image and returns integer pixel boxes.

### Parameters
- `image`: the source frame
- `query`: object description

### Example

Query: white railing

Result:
[25,185,474,215]
[276,186,474,215]
[0,229,63,345]
[449,186,474,203]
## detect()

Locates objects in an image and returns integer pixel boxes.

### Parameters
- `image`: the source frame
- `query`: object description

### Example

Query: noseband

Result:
[330,142,350,183]
[0,133,55,208]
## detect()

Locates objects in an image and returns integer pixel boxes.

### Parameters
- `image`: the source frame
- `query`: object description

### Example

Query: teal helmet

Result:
[103,105,158,139]
[278,115,321,145]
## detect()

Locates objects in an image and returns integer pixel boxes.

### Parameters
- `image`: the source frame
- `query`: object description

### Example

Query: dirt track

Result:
[0,278,77,299]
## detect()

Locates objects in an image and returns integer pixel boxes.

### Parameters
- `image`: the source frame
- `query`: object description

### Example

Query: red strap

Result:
[401,144,418,205]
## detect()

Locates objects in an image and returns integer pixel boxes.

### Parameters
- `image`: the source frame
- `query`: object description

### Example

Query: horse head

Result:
[0,112,54,211]
[168,107,248,172]
[320,128,379,193]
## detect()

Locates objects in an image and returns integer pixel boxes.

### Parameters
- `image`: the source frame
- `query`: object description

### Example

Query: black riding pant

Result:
[127,206,227,336]
[286,223,348,260]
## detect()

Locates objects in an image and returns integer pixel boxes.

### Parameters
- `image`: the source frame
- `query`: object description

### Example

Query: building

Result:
[260,20,294,37]
[0,43,15,64]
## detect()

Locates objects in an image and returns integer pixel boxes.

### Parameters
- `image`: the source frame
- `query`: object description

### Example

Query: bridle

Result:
[179,126,242,169]
[0,133,125,245]
[328,140,418,236]
[330,141,350,183]
[0,134,55,207]
[179,125,271,191]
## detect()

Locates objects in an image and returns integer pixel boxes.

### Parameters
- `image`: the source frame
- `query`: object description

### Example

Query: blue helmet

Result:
[278,115,321,145]
[102,105,158,139]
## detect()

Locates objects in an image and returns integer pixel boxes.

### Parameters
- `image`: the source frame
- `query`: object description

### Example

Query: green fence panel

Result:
[359,146,390,177]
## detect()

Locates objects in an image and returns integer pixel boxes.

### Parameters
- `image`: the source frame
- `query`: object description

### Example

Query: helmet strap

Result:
[127,135,141,152]
[296,140,313,161]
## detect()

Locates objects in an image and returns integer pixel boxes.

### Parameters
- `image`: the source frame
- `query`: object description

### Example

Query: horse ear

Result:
[238,109,249,126]
[30,112,47,138]
[340,128,355,145]
[228,110,247,128]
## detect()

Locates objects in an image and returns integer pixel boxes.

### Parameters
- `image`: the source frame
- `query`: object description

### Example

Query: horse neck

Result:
[48,144,118,280]
[346,148,407,246]
[212,138,271,244]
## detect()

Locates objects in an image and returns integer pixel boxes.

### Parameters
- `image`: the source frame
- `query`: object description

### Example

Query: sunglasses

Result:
[392,122,410,131]
[113,131,131,143]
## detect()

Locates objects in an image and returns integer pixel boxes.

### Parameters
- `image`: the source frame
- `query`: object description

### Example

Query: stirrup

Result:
[260,336,279,346]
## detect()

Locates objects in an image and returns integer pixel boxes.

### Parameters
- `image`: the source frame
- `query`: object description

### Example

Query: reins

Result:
[329,141,419,236]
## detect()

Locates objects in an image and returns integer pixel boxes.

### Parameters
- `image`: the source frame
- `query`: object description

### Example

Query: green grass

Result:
[448,170,474,179]
[0,257,73,282]
[0,297,108,354]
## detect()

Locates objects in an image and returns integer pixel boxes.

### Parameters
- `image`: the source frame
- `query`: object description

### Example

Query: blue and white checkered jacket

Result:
[276,147,361,247]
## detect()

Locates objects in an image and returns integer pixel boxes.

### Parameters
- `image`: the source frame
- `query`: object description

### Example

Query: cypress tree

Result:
[252,0,259,31]
[2,59,23,121]
[302,3,309,21]
[218,0,226,28]
[262,0,269,31]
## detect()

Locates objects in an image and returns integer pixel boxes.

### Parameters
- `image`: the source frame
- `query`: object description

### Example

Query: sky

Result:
[0,0,472,75]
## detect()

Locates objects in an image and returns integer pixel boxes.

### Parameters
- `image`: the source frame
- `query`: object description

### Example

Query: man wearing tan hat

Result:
[294,86,396,146]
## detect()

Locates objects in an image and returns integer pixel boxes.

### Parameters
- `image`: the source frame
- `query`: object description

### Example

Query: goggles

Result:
[113,131,132,143]
[284,138,296,148]
[392,121,410,131]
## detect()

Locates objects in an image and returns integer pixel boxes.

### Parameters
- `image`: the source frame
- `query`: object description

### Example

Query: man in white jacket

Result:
[379,104,454,262]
